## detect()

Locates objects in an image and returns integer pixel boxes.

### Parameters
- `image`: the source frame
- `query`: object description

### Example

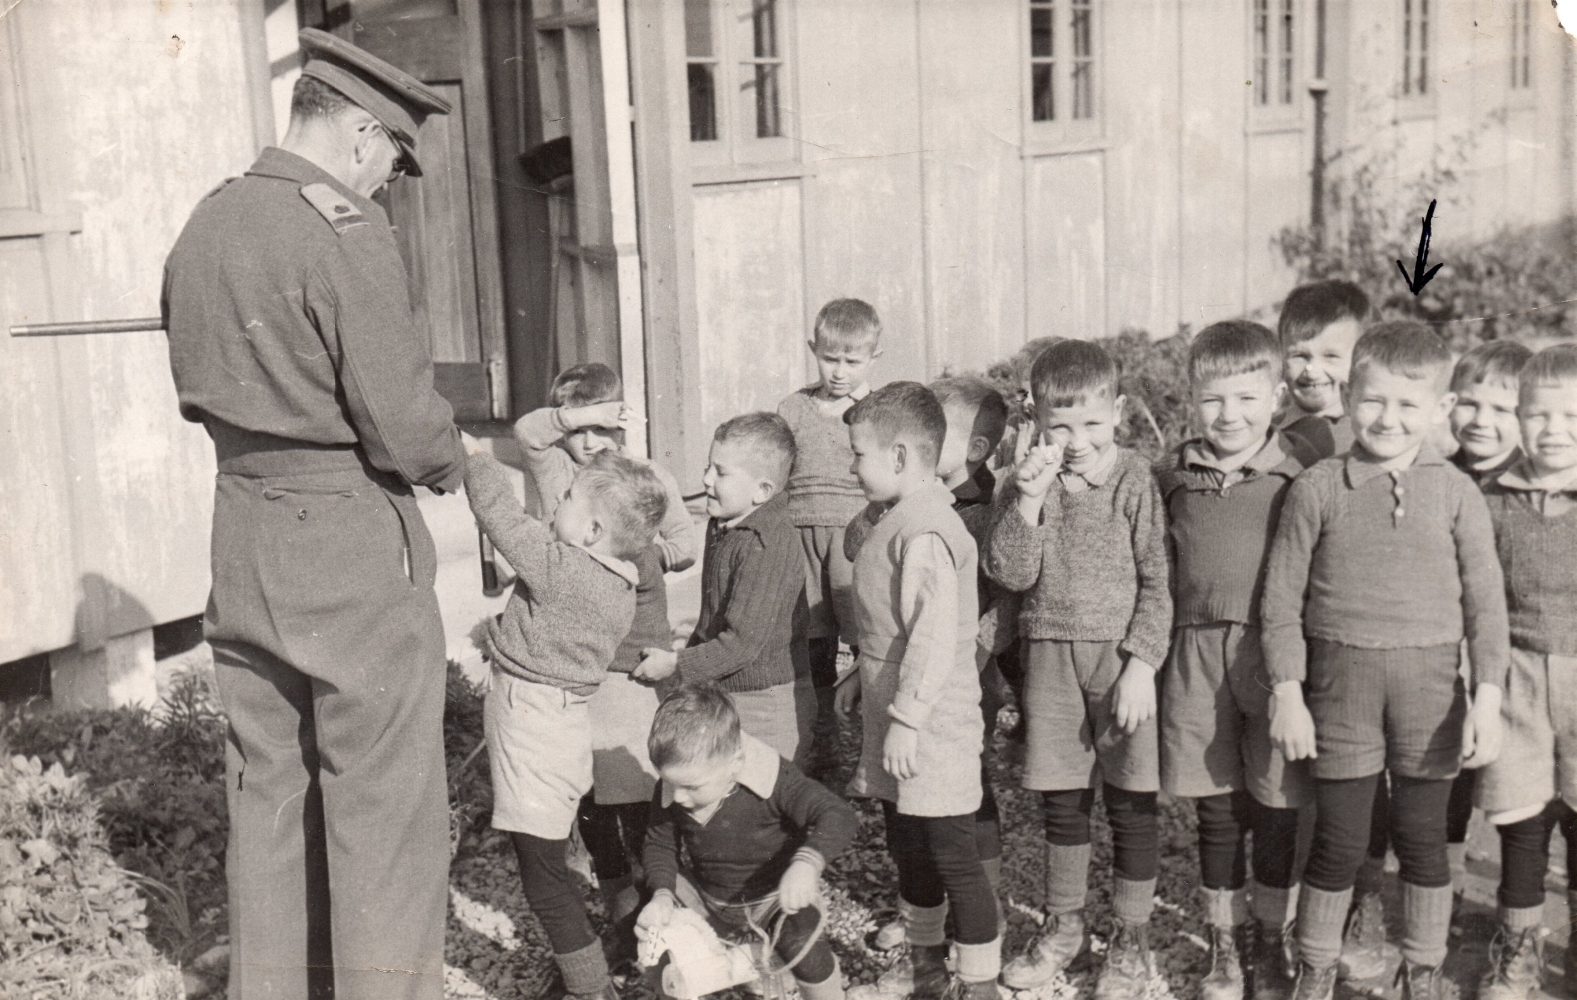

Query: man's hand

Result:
[883,721,920,781]
[1112,657,1157,735]
[459,431,485,456]
[634,648,678,683]
[777,859,820,914]
[1462,683,1504,769]
[1269,681,1318,761]
[834,672,862,720]
[634,890,677,948]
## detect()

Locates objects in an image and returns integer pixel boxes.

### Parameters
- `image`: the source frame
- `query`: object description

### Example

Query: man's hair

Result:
[649,683,742,769]
[713,411,797,487]
[1349,321,1453,389]
[1520,342,1577,395]
[1277,279,1371,347]
[1030,339,1120,408]
[1451,339,1535,394]
[844,380,948,469]
[1188,320,1282,385]
[290,75,354,123]
[930,375,1009,454]
[573,453,668,559]
[550,362,624,408]
[812,298,882,351]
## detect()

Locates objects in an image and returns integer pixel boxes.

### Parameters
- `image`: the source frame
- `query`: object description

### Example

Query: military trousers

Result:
[207,442,449,1000]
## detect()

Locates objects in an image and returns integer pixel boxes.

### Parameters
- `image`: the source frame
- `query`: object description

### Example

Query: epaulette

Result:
[201,176,238,201]
[300,182,367,235]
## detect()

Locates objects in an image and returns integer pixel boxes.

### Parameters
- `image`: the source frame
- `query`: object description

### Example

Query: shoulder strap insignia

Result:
[300,182,367,235]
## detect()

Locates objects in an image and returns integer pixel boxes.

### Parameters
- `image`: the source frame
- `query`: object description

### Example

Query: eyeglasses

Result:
[371,123,412,181]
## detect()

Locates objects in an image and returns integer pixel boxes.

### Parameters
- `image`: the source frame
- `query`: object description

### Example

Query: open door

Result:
[299,0,509,422]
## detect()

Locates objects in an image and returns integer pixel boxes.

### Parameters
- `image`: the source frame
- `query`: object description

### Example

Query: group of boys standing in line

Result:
[460,283,1577,1000]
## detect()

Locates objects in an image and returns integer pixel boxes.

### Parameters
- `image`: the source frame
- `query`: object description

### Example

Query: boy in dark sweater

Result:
[1473,344,1577,1000]
[634,413,812,763]
[985,340,1172,1000]
[1277,280,1369,461]
[464,441,669,1000]
[1155,322,1311,1000]
[1262,322,1508,1000]
[636,684,856,1000]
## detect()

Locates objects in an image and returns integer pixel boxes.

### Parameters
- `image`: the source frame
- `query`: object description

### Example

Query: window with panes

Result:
[1252,0,1295,108]
[685,0,794,168]
[1402,0,1430,98]
[1028,0,1099,136]
[1511,0,1533,91]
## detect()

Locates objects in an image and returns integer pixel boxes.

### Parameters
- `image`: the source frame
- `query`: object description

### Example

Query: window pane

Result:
[753,63,782,137]
[685,0,713,58]
[1072,60,1092,118]
[1279,0,1293,103]
[1402,0,1413,95]
[1071,0,1091,59]
[1032,63,1055,121]
[1254,0,1269,106]
[688,62,718,141]
[1031,6,1053,58]
[1418,0,1428,93]
[1071,0,1093,119]
[753,0,779,59]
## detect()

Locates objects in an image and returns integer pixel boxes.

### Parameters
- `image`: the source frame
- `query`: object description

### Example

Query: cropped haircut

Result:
[290,75,354,123]
[930,375,1009,453]
[844,381,947,469]
[574,452,668,560]
[550,362,624,408]
[1188,320,1282,385]
[1030,339,1120,409]
[1349,321,1453,389]
[1520,342,1577,395]
[649,683,742,769]
[1278,279,1371,347]
[713,411,797,487]
[812,298,882,351]
[1451,339,1535,393]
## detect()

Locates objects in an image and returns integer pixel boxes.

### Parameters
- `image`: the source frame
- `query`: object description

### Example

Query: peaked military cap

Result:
[298,27,451,177]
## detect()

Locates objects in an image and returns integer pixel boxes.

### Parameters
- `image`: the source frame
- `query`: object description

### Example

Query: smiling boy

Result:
[1277,280,1370,461]
[1262,322,1509,1000]
[1450,341,1534,486]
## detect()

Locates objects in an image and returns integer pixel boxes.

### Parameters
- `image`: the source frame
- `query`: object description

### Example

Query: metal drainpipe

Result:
[1309,0,1329,251]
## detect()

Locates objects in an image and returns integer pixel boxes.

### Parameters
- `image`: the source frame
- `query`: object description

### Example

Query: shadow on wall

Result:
[50,573,162,712]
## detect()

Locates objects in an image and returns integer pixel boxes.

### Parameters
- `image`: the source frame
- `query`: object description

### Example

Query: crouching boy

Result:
[464,441,669,1000]
[636,684,856,1000]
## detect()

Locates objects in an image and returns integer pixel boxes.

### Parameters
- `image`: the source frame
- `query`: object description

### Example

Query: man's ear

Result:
[351,118,381,165]
[967,435,992,465]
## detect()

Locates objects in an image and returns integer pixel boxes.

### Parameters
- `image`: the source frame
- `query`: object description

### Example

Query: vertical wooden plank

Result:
[458,0,511,417]
[1025,152,1107,339]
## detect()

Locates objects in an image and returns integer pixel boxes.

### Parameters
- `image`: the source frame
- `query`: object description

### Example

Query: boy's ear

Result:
[753,477,778,506]
[1112,393,1128,420]
[1432,390,1459,425]
[1273,380,1288,410]
[967,434,992,464]
[891,441,908,474]
[583,517,605,549]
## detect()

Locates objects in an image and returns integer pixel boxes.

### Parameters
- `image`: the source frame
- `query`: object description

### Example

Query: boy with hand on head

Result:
[779,299,884,779]
[461,437,670,1000]
[635,683,856,1000]
[1277,279,1370,461]
[1154,322,1313,1000]
[835,382,1001,1000]
[1472,344,1577,1000]
[634,413,812,763]
[513,361,699,954]
[984,340,1172,1000]
[1262,321,1509,1000]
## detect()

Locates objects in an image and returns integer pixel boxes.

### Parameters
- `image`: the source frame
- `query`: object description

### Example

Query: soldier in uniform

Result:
[162,29,465,1000]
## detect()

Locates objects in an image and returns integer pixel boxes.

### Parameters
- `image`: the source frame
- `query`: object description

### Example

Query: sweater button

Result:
[298,509,308,520]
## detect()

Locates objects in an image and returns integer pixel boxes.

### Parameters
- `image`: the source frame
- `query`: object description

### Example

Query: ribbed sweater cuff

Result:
[888,693,932,729]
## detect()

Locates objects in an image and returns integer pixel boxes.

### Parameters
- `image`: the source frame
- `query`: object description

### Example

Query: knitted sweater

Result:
[1260,445,1509,687]
[1483,462,1577,657]
[778,386,869,528]
[610,545,672,673]
[1451,446,1522,489]
[984,447,1173,667]
[1155,434,1307,628]
[1281,411,1354,462]
[677,492,809,692]
[644,733,857,904]
[465,452,639,693]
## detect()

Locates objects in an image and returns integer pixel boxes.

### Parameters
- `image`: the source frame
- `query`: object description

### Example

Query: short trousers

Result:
[1475,647,1577,815]
[799,525,855,643]
[848,650,984,817]
[1021,639,1159,793]
[1161,622,1312,808]
[588,671,661,805]
[485,668,593,839]
[731,680,813,765]
[1304,639,1465,782]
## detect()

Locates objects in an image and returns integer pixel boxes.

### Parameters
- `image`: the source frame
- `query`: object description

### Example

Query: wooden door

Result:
[301,0,509,421]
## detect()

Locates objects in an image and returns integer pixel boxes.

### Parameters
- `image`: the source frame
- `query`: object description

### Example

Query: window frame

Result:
[1509,0,1535,100]
[1397,0,1437,116]
[1247,0,1302,131]
[684,0,799,175]
[1023,0,1104,152]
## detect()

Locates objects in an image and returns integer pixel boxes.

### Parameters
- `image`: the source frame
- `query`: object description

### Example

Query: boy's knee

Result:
[1042,788,1095,845]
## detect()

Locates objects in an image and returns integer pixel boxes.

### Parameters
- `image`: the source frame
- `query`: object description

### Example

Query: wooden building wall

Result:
[0,1,266,664]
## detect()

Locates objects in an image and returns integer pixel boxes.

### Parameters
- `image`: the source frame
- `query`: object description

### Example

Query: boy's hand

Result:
[1014,438,1064,501]
[1112,657,1157,735]
[883,721,920,781]
[459,431,485,456]
[634,890,677,947]
[834,672,861,720]
[1269,681,1318,761]
[1462,683,1504,769]
[777,859,820,914]
[634,648,678,682]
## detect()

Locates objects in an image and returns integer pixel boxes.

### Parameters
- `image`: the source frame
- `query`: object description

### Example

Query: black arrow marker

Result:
[1397,199,1445,296]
